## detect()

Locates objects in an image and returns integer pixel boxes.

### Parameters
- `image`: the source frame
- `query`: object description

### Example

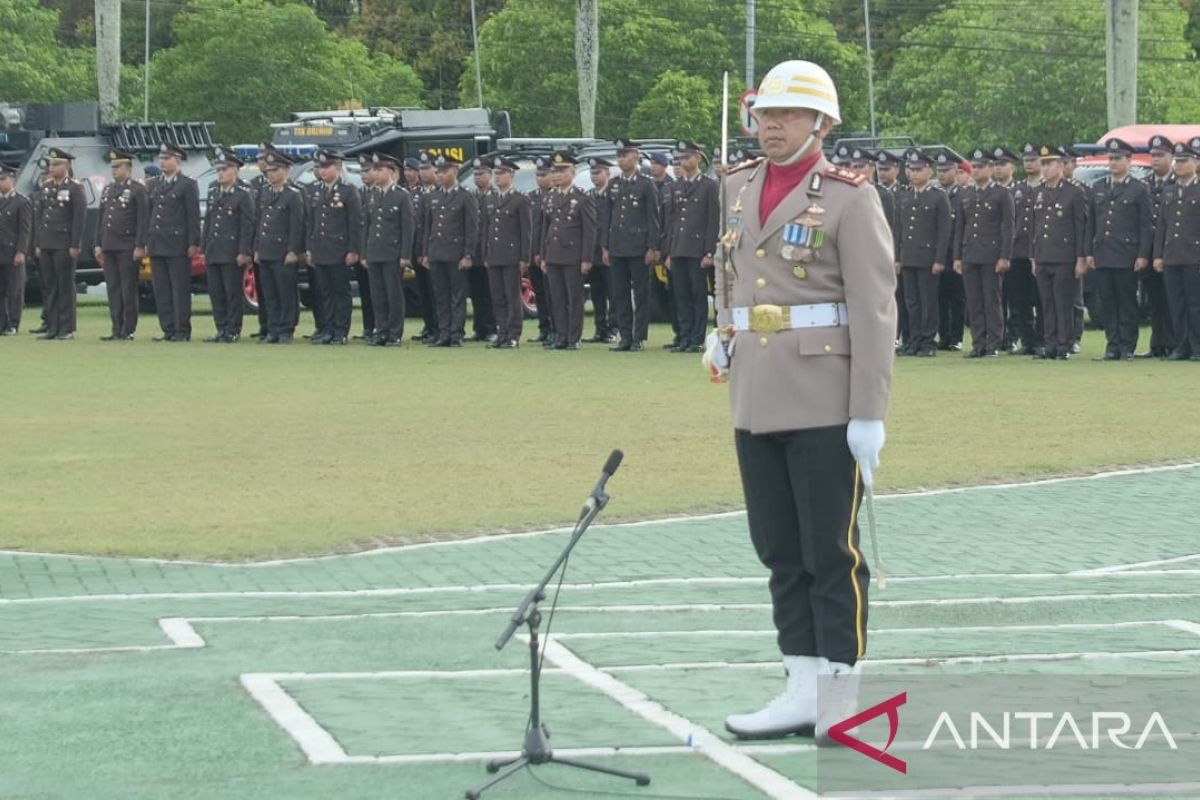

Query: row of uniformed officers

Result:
[0,139,721,349]
[843,136,1200,361]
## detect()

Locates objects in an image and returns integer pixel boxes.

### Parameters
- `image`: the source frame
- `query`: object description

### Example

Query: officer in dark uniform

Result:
[954,148,1014,357]
[607,139,661,351]
[1086,138,1153,361]
[468,158,498,343]
[305,149,362,345]
[422,153,477,347]
[848,149,893,232]
[27,159,52,334]
[201,148,255,342]
[482,156,531,348]
[146,142,201,341]
[32,147,86,340]
[934,149,965,350]
[649,150,678,349]
[253,150,305,343]
[1063,147,1089,353]
[0,162,33,335]
[876,149,908,350]
[1001,144,1043,354]
[95,148,149,340]
[354,153,377,340]
[663,140,717,353]
[542,150,596,350]
[1031,145,1088,360]
[893,149,950,356]
[1153,138,1200,361]
[586,157,614,342]
[403,157,421,192]
[528,160,555,344]
[1139,135,1178,357]
[363,153,415,346]
[412,152,440,342]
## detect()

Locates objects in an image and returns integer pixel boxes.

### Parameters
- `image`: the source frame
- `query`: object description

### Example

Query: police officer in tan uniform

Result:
[711,60,895,743]
[33,147,87,340]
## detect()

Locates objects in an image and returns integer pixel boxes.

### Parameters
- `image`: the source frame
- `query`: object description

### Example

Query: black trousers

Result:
[367,262,404,340]
[414,264,438,335]
[102,250,139,337]
[902,266,939,351]
[547,262,585,345]
[1139,269,1175,353]
[1095,268,1139,356]
[467,265,496,338]
[207,262,245,337]
[260,260,298,337]
[0,261,26,331]
[429,260,467,342]
[735,425,868,666]
[42,249,78,336]
[353,263,374,335]
[488,264,523,342]
[894,280,908,344]
[252,262,269,335]
[305,264,323,335]
[1034,262,1078,355]
[962,263,1005,352]
[589,262,613,336]
[611,255,651,343]
[671,256,708,346]
[151,255,192,338]
[937,268,965,346]
[314,262,352,338]
[1004,258,1042,348]
[1164,264,1200,357]
[35,254,50,327]
[529,264,553,336]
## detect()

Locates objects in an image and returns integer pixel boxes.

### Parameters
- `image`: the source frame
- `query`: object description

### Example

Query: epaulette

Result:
[727,157,765,175]
[824,166,867,187]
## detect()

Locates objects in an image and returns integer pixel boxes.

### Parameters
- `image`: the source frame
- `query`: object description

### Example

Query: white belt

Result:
[730,302,848,333]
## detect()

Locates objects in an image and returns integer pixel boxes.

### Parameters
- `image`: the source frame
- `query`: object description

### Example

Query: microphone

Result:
[581,449,623,517]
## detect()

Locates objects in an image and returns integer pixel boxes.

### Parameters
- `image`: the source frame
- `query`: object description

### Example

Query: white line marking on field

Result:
[1073,553,1200,576]
[5,461,1196,567]
[1164,619,1200,639]
[539,638,816,799]
[240,673,348,764]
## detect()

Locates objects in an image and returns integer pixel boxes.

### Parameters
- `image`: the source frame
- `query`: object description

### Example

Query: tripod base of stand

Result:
[464,725,650,799]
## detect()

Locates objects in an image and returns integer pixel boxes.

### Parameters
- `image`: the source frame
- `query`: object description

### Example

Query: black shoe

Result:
[328,336,347,345]
[1016,346,1036,356]
[203,334,224,343]
[470,332,491,342]
[0,328,16,336]
[494,339,517,349]
[915,348,936,357]
[414,329,431,340]
[528,332,549,343]
[1057,352,1071,360]
[585,333,607,343]
[1034,349,1055,360]
[682,344,704,353]
[1121,352,1133,361]
[275,334,293,344]
[30,325,48,334]
[100,333,118,341]
[630,341,644,352]
[1165,350,1191,361]
[122,334,136,341]
[171,334,190,342]
[54,332,75,340]
[153,334,173,342]
[448,339,463,348]
[1190,355,1200,362]
[964,349,983,359]
[224,334,240,343]
[310,333,332,345]
[37,332,58,340]
[610,340,633,352]
[662,340,682,350]
[986,349,1001,357]
[947,342,963,352]
[1134,350,1157,359]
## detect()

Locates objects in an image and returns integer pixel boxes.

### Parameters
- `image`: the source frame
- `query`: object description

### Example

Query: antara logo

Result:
[923,711,1177,751]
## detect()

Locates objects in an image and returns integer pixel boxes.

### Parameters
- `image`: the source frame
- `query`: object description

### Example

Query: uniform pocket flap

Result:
[796,325,851,356]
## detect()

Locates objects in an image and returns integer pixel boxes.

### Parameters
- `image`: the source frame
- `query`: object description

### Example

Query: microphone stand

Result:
[465,473,650,798]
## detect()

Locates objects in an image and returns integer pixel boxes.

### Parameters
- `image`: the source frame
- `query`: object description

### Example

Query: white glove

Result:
[846,418,885,487]
[702,330,735,380]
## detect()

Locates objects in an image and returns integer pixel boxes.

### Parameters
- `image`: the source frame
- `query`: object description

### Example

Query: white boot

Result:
[724,655,821,739]
[815,660,862,747]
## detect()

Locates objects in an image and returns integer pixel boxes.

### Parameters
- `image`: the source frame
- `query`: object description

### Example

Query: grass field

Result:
[1,303,1198,560]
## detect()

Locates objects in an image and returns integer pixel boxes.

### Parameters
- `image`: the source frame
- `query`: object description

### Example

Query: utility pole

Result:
[745,0,756,90]
[95,0,121,124]
[1106,0,1138,129]
[469,0,484,107]
[144,0,151,121]
[864,0,877,137]
[575,0,599,137]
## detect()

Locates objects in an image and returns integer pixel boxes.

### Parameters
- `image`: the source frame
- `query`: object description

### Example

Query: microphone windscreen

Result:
[603,449,624,476]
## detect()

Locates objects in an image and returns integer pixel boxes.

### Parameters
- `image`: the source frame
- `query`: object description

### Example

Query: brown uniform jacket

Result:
[954,182,1014,264]
[1153,177,1200,265]
[540,186,596,265]
[34,179,87,251]
[0,191,33,264]
[715,157,897,433]
[482,189,532,267]
[146,173,201,257]
[893,184,951,268]
[664,173,720,259]
[422,186,478,263]
[1032,180,1088,263]
[97,179,149,251]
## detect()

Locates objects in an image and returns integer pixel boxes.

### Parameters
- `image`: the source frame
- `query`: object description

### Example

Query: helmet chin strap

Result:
[771,113,826,166]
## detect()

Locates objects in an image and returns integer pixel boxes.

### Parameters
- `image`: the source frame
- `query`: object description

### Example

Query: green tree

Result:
[148,0,423,144]
[881,0,1200,151]
[350,0,506,110]
[0,0,94,102]
[628,70,719,145]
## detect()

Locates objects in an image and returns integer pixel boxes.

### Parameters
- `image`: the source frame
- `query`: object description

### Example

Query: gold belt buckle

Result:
[749,304,785,334]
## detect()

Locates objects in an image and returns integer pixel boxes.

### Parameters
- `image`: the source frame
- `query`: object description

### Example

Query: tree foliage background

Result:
[5,0,1200,149]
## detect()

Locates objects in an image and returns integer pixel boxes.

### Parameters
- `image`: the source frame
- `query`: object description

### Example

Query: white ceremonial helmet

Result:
[752,60,841,124]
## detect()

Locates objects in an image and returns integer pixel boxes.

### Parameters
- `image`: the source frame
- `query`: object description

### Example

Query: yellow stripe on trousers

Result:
[846,464,866,660]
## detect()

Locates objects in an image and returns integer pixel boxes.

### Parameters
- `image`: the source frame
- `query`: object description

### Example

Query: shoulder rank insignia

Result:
[726,157,766,175]
[824,166,867,187]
